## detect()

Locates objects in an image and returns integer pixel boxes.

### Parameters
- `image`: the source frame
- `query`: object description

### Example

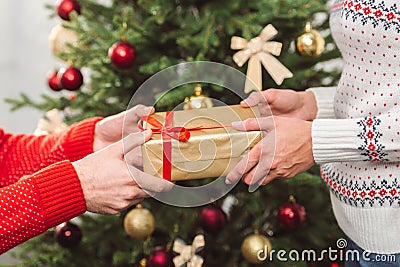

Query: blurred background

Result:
[0,0,56,133]
[0,1,56,262]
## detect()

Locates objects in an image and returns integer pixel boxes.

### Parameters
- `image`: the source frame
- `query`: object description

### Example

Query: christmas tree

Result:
[5,0,344,266]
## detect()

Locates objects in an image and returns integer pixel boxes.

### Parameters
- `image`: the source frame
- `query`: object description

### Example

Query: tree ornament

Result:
[47,70,62,91]
[241,231,272,265]
[49,24,79,59]
[54,221,82,248]
[69,93,76,101]
[57,0,81,21]
[59,66,84,91]
[277,195,306,230]
[231,24,293,93]
[173,234,205,267]
[295,21,325,58]
[199,205,227,235]
[108,41,136,69]
[137,258,147,267]
[147,246,174,267]
[124,204,155,240]
[34,109,68,136]
[183,84,213,110]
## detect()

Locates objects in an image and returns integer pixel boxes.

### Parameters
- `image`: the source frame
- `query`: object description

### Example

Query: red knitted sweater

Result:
[0,117,102,254]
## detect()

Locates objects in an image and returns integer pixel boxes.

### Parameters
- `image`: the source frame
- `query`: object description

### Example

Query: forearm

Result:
[0,161,86,254]
[312,114,399,164]
[0,117,102,186]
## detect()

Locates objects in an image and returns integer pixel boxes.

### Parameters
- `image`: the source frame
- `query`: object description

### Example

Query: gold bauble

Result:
[123,204,155,240]
[49,24,79,59]
[241,233,272,264]
[183,84,213,110]
[295,21,325,58]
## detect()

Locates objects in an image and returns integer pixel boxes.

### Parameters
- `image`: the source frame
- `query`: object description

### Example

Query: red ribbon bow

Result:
[139,112,199,142]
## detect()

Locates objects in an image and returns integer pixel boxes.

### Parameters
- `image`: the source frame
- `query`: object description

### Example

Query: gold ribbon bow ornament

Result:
[231,24,293,93]
[34,109,68,136]
[173,234,205,267]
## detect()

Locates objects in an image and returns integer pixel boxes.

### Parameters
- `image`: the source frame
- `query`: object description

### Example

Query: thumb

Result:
[240,92,266,107]
[125,105,155,122]
[231,117,275,131]
[118,129,152,155]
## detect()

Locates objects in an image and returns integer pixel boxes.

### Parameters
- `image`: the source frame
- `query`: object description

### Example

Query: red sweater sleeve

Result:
[0,161,86,254]
[0,117,102,187]
[0,117,102,254]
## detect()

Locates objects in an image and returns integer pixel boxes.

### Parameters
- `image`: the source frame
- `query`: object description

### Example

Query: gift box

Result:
[141,105,262,181]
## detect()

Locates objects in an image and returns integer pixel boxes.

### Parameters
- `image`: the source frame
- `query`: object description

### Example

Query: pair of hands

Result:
[76,88,318,214]
[72,105,171,214]
[226,89,318,187]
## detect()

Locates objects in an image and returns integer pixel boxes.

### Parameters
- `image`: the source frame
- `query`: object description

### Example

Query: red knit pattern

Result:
[0,117,102,254]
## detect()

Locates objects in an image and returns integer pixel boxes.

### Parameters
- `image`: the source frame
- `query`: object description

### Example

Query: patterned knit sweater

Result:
[0,117,101,254]
[308,0,400,254]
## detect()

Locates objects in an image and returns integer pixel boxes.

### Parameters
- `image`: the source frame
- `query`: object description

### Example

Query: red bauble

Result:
[47,70,62,91]
[54,221,82,248]
[108,41,136,69]
[147,246,174,267]
[59,67,84,91]
[277,202,306,230]
[199,205,227,234]
[57,0,81,21]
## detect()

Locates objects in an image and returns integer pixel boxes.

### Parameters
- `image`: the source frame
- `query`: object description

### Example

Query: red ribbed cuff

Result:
[63,117,103,161]
[32,160,86,228]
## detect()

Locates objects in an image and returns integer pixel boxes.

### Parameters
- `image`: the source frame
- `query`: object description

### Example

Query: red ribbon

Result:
[139,112,230,181]
[162,112,173,181]
[139,113,193,142]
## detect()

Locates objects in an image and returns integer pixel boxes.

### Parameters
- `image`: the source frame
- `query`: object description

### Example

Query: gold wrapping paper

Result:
[141,105,262,181]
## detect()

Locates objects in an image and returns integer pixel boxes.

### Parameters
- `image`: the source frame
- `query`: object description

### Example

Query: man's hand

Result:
[73,130,172,215]
[93,105,154,167]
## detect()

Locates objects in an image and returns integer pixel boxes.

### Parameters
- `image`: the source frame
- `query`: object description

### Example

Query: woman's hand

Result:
[242,89,318,121]
[226,116,315,188]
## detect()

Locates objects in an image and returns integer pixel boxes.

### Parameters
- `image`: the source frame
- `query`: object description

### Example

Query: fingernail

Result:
[231,121,243,128]
[225,174,235,184]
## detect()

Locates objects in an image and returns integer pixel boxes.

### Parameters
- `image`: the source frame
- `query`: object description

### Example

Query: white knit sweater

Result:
[308,0,400,254]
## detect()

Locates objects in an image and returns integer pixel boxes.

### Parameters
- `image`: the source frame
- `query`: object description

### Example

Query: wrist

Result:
[71,159,92,211]
[63,117,102,161]
[305,120,316,166]
[300,91,318,121]
[92,122,102,152]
